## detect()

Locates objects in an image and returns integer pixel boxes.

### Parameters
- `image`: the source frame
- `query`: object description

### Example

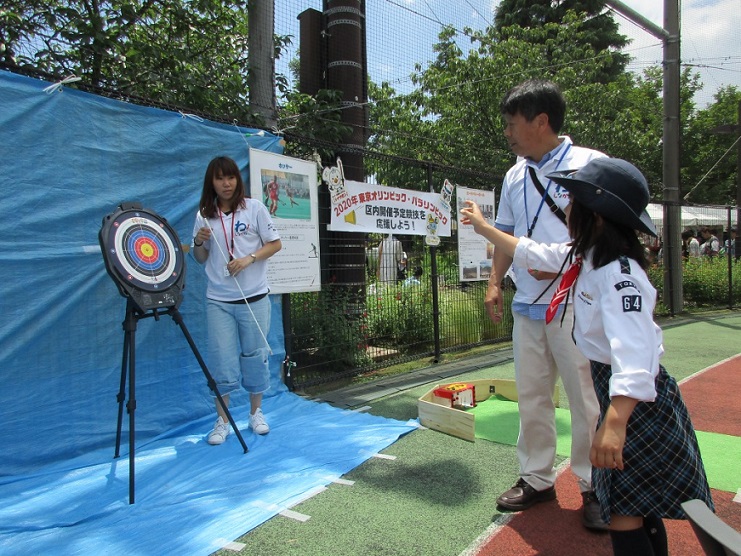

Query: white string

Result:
[270,124,296,135]
[232,120,253,150]
[197,211,273,354]
[42,75,82,94]
[684,134,741,201]
[179,111,204,122]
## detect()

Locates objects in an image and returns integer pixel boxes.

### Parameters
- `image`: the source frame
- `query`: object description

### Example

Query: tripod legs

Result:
[114,303,139,504]
[114,303,249,504]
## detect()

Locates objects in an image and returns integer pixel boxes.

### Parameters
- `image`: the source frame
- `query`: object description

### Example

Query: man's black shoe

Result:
[496,478,556,511]
[581,491,609,531]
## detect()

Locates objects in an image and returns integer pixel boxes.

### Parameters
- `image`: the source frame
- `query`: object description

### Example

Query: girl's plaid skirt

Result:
[590,361,713,523]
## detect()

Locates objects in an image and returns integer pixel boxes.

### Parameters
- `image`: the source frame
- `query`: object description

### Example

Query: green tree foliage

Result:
[367,13,655,193]
[1,0,276,121]
[280,89,353,161]
[493,0,630,81]
[683,86,741,205]
[0,0,353,142]
[367,9,736,205]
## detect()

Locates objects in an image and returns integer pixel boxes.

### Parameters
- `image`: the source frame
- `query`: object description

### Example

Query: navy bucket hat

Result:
[546,158,657,237]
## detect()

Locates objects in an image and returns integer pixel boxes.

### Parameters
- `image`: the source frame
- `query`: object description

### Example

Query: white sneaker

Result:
[207,416,230,445]
[249,408,269,434]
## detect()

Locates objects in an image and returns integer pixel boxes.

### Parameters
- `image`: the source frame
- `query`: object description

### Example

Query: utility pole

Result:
[248,0,277,128]
[605,0,682,314]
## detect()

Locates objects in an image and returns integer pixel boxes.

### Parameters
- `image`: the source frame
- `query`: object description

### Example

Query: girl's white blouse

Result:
[514,237,663,402]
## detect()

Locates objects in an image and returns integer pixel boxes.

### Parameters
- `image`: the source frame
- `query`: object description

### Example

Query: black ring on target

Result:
[99,202,185,311]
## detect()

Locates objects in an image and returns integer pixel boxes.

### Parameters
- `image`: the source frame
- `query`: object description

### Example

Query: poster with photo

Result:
[249,148,320,293]
[457,185,496,282]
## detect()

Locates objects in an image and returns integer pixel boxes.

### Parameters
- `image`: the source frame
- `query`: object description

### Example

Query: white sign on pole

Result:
[329,180,451,237]
[457,186,496,282]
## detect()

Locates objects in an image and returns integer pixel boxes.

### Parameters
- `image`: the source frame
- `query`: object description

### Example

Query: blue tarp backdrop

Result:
[0,70,285,473]
[0,71,417,555]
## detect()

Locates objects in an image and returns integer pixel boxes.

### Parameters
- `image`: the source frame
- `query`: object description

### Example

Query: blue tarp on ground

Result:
[0,71,417,554]
[0,392,417,555]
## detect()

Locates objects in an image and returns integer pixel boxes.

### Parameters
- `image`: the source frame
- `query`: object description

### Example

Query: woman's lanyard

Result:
[524,143,571,238]
[218,208,235,261]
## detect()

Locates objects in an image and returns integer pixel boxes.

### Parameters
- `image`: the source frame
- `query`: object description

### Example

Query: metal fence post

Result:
[427,164,441,362]
[430,245,441,363]
[727,207,734,310]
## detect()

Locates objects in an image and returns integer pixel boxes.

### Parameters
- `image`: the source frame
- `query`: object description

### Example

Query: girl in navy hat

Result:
[461,157,712,556]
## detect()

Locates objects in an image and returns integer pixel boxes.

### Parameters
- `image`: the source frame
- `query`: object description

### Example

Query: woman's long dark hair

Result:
[567,201,648,270]
[198,156,247,218]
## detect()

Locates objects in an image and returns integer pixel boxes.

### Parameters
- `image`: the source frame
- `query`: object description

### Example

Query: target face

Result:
[103,210,183,293]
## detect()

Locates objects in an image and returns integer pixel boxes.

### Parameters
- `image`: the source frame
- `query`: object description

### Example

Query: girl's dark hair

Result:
[568,202,648,270]
[199,156,247,218]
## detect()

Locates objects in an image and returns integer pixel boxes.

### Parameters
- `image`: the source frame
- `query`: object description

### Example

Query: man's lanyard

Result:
[523,143,571,238]
[218,208,235,261]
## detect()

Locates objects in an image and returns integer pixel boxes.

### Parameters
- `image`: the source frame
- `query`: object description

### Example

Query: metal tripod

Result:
[114,299,248,504]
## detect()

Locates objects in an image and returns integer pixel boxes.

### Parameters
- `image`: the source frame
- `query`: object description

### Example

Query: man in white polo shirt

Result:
[487,79,606,531]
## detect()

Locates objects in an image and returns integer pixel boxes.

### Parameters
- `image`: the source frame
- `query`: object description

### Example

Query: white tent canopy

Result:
[647,203,737,232]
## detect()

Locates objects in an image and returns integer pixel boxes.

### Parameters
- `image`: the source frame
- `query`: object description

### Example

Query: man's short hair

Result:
[500,79,566,133]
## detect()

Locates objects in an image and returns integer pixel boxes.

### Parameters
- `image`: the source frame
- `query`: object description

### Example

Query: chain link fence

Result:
[280,152,740,390]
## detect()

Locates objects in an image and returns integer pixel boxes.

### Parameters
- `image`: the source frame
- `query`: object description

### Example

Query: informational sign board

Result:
[249,149,321,293]
[457,186,496,282]
[328,179,451,237]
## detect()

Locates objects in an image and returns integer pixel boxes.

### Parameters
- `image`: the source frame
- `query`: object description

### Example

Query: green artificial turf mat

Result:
[694,430,741,493]
[469,395,573,457]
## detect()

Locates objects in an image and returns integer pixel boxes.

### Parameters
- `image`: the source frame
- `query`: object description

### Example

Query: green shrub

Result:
[290,288,372,369]
[439,288,482,348]
[365,282,435,350]
[648,257,740,313]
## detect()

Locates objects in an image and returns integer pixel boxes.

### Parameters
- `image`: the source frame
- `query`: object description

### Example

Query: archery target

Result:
[103,209,183,293]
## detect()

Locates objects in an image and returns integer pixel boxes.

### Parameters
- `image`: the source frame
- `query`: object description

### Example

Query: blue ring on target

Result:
[124,227,169,272]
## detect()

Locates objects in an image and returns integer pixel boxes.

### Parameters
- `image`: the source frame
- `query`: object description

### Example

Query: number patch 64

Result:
[622,295,642,312]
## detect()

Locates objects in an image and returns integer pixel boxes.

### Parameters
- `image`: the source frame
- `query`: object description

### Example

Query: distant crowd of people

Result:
[681,226,737,261]
[646,226,737,265]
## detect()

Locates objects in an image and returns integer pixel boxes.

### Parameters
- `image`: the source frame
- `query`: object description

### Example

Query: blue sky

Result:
[275,1,740,108]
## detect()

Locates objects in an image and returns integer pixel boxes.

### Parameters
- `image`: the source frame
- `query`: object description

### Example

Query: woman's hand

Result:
[460,200,520,260]
[194,226,211,246]
[590,422,626,470]
[226,255,254,276]
[590,396,638,471]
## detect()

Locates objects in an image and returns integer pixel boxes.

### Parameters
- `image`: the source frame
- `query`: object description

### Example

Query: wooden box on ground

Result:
[418,378,559,442]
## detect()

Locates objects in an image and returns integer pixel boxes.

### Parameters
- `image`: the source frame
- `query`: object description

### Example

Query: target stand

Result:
[99,202,248,504]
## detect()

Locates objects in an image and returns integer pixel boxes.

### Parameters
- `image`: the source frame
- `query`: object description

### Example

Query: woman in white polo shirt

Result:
[192,156,281,444]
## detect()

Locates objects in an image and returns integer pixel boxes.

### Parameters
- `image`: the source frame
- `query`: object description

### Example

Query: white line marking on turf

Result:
[287,485,327,508]
[677,353,741,385]
[279,509,311,522]
[457,460,572,556]
[213,538,246,552]
[372,453,397,460]
[333,478,355,485]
